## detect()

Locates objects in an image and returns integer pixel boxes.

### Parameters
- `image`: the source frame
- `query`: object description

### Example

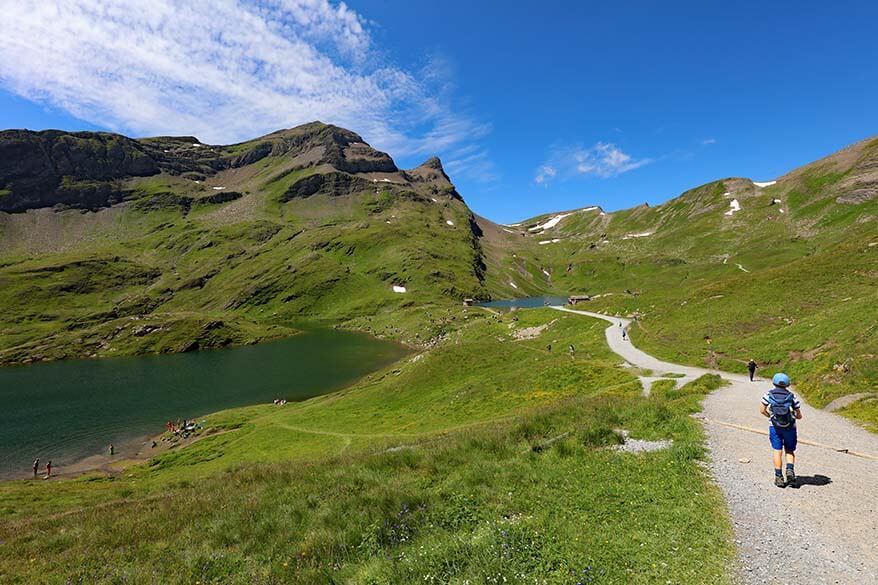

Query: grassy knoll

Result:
[0,310,733,584]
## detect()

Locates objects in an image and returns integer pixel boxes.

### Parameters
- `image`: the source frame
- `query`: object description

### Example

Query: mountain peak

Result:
[403,156,461,201]
[420,156,444,170]
[230,122,396,174]
[411,156,450,182]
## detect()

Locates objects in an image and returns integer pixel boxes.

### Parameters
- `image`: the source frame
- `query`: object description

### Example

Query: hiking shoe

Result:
[786,469,796,487]
[774,474,786,488]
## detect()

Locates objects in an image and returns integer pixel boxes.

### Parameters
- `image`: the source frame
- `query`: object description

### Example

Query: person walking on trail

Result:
[747,359,758,381]
[32,458,39,479]
[621,329,627,341]
[760,373,802,487]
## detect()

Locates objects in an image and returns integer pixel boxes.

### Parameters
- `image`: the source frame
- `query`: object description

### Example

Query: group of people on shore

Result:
[32,442,116,480]
[166,418,200,440]
[32,458,51,479]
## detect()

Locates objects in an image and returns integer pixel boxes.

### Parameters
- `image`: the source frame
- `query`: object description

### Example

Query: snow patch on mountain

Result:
[622,232,653,240]
[528,213,573,232]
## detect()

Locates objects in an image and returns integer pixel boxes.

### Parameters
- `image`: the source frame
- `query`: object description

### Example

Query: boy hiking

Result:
[760,373,802,487]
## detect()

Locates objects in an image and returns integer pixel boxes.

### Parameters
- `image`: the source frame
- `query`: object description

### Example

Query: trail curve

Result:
[551,306,878,584]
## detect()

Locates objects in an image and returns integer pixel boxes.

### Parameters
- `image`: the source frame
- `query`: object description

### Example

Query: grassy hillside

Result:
[0,309,732,584]
[488,136,878,429]
[0,123,490,364]
[1,122,875,581]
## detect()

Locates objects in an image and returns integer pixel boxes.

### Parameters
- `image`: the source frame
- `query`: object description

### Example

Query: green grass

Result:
[492,142,878,429]
[0,310,732,584]
[840,396,878,434]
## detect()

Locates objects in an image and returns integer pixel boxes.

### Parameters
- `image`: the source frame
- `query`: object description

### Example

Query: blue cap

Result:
[772,373,791,387]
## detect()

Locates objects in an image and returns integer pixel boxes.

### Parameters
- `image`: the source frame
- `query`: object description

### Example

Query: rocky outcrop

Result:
[0,122,400,212]
[0,130,159,212]
[280,172,372,201]
[404,157,462,200]
[229,122,397,174]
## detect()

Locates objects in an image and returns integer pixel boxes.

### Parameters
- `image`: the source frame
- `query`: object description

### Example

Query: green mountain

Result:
[1,123,875,418]
[0,122,489,363]
[483,136,878,415]
[2,123,876,583]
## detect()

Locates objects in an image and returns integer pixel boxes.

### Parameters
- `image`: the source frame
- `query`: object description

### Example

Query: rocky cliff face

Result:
[0,130,158,211]
[0,122,401,212]
[227,122,398,174]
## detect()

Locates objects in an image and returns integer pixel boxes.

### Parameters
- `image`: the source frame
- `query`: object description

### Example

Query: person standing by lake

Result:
[747,359,758,381]
[108,443,114,456]
[32,458,39,479]
[45,460,52,478]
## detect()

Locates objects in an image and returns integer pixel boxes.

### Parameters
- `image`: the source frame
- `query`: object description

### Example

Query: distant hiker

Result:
[747,359,758,381]
[45,460,52,478]
[568,344,575,357]
[621,329,627,341]
[33,458,39,479]
[760,373,802,487]
[546,344,552,352]
[108,443,114,456]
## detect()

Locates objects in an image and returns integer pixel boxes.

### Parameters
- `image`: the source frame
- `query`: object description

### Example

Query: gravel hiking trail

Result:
[552,306,878,584]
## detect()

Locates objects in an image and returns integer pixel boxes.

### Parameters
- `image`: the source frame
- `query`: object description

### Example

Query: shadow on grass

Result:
[789,474,832,489]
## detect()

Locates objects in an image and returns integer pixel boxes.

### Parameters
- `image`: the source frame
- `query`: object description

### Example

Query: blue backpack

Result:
[766,388,795,428]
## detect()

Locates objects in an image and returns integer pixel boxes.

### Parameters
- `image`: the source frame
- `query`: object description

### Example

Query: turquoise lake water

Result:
[0,328,407,479]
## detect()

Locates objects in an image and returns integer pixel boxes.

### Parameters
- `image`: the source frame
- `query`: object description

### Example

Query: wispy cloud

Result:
[701,137,717,145]
[0,0,487,163]
[444,147,497,182]
[575,142,651,177]
[534,165,557,185]
[534,142,651,184]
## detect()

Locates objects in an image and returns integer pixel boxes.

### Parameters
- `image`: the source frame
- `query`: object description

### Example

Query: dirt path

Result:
[552,306,878,584]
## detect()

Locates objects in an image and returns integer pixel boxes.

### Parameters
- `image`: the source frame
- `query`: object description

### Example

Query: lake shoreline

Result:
[0,328,410,480]
[3,423,245,482]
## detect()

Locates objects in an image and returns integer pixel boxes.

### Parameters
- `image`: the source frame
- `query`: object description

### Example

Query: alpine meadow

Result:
[1,2,877,584]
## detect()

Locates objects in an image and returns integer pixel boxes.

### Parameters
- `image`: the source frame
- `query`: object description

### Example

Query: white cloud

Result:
[534,165,557,184]
[574,142,650,177]
[701,137,717,145]
[535,142,650,183]
[0,0,486,161]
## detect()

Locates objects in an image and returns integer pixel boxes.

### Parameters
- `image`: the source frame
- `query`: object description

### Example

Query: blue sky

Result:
[1,1,876,223]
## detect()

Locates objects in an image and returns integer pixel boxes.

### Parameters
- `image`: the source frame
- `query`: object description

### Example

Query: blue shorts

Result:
[769,425,797,452]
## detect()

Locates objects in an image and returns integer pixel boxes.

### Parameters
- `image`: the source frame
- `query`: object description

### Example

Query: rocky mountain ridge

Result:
[0,122,403,212]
